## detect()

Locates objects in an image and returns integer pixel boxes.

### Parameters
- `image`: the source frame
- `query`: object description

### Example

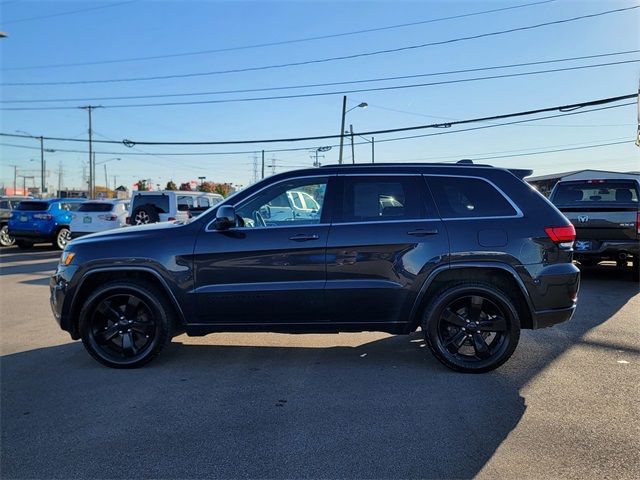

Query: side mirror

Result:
[214,205,236,230]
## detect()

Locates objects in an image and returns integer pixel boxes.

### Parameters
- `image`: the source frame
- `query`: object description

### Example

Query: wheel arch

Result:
[68,267,186,339]
[409,263,534,331]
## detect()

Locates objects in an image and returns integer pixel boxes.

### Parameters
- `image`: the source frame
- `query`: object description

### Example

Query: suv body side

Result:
[52,164,578,341]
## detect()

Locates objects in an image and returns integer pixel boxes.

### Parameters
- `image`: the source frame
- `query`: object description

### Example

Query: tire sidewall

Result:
[0,225,14,247]
[79,282,171,368]
[55,228,70,250]
[424,283,521,373]
[133,205,159,225]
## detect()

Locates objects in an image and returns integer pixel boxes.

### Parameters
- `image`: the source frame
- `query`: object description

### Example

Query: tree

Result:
[179,182,192,191]
[165,180,177,191]
[214,183,233,197]
[136,179,149,191]
[197,181,217,193]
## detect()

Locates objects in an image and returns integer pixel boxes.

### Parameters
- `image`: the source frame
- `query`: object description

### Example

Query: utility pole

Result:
[39,136,45,196]
[251,153,259,183]
[371,136,375,163]
[80,105,102,199]
[104,164,109,191]
[338,96,347,164]
[57,162,63,195]
[310,150,324,168]
[10,165,18,194]
[113,175,117,190]
[349,124,355,164]
[261,150,265,179]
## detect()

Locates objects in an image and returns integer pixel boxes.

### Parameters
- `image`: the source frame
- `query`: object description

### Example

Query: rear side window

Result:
[15,201,49,211]
[177,195,194,211]
[427,176,518,218]
[61,202,82,211]
[132,194,170,213]
[337,176,429,222]
[78,203,114,212]
[552,180,639,205]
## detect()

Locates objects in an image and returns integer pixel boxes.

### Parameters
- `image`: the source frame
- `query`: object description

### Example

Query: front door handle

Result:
[407,228,439,236]
[289,233,320,242]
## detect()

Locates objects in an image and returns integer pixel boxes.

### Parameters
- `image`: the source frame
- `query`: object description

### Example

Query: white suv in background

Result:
[69,200,130,239]
[128,191,223,225]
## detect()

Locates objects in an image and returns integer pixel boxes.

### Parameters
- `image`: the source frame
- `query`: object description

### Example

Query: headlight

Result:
[60,251,76,266]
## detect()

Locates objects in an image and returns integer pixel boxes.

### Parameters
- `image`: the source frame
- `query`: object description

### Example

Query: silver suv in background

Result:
[128,191,223,225]
[0,196,31,247]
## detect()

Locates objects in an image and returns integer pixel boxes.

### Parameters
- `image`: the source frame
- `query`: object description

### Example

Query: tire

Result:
[79,280,174,368]
[422,282,521,373]
[15,240,34,250]
[132,205,160,225]
[54,227,71,250]
[0,225,15,247]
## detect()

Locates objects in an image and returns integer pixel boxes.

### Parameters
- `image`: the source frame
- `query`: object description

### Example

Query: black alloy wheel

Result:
[80,281,173,368]
[423,283,520,373]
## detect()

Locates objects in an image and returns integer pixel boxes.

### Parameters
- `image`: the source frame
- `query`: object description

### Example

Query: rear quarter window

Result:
[427,176,518,218]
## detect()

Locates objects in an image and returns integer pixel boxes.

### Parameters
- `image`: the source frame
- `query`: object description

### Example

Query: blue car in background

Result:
[8,198,86,250]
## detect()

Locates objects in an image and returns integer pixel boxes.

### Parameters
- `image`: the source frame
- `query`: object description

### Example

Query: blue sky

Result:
[1,0,639,192]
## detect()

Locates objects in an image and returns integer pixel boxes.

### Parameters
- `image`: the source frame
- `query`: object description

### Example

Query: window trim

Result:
[425,174,524,221]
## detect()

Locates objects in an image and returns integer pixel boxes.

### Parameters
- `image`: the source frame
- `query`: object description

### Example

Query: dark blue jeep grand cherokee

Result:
[50,164,580,372]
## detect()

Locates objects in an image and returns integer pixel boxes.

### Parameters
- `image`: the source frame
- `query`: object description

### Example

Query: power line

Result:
[1,0,556,71]
[2,60,637,111]
[4,5,637,86]
[4,50,637,105]
[2,0,138,25]
[1,95,636,148]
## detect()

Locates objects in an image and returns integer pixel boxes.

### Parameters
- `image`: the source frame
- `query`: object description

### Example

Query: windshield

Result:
[552,180,639,206]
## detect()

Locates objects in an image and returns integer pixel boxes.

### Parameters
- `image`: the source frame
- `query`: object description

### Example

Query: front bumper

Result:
[531,304,577,329]
[50,265,80,338]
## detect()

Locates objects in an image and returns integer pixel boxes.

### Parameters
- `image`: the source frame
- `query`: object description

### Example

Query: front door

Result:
[193,175,334,325]
[325,174,449,326]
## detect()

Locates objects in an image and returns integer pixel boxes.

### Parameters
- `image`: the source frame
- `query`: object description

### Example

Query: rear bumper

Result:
[9,230,55,243]
[574,239,639,259]
[531,304,577,329]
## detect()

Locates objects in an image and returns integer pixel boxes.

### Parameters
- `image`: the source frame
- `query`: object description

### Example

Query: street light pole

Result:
[371,136,375,163]
[349,124,355,164]
[338,96,347,165]
[80,105,102,199]
[39,136,45,196]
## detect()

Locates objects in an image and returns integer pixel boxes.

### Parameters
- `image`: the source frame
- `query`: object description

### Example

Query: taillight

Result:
[98,214,117,221]
[125,216,130,224]
[33,213,52,220]
[168,217,176,221]
[636,212,640,235]
[545,225,576,243]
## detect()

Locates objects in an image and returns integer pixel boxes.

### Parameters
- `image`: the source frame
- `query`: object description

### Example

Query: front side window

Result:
[337,176,428,223]
[427,176,518,218]
[236,177,328,228]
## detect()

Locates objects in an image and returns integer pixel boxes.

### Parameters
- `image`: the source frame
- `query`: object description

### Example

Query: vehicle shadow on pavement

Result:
[0,247,59,277]
[1,265,637,479]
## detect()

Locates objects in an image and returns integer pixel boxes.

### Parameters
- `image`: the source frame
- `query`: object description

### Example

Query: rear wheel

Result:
[79,280,174,368]
[422,282,521,373]
[0,225,14,247]
[54,227,71,250]
[16,240,34,250]
[132,205,159,225]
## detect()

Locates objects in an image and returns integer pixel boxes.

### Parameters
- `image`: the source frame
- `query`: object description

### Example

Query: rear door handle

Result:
[289,233,320,242]
[407,228,439,236]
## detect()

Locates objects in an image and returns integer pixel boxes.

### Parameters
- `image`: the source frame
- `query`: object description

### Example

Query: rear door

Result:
[324,174,448,325]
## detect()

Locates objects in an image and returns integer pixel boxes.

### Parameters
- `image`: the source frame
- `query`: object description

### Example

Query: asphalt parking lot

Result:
[1,246,638,479]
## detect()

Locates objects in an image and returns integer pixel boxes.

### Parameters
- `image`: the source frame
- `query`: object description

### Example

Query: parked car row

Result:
[1,191,224,249]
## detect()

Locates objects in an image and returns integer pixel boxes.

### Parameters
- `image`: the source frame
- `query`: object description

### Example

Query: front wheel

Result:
[79,280,174,368]
[422,283,521,373]
[0,225,15,247]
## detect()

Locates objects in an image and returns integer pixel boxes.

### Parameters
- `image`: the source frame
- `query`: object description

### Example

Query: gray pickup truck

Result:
[0,196,30,247]
[549,178,639,280]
